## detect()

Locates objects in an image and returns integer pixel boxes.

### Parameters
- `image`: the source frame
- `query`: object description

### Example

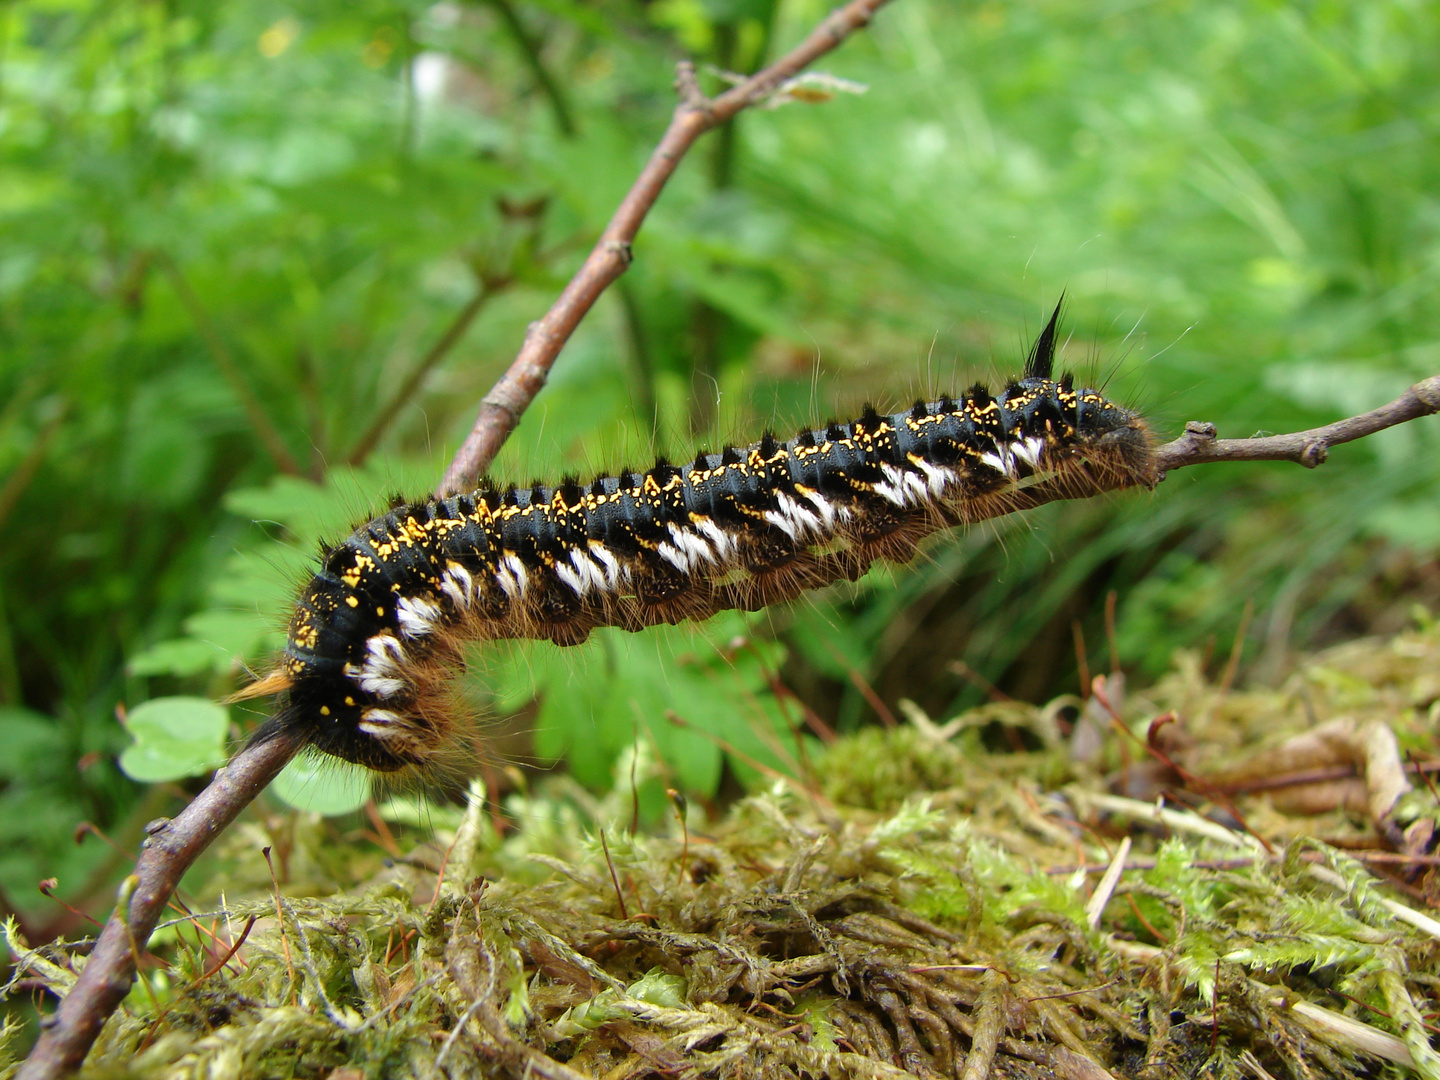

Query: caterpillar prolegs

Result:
[241,307,1157,774]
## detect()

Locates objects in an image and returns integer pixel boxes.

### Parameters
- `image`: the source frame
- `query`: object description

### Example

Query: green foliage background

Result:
[2,0,1438,923]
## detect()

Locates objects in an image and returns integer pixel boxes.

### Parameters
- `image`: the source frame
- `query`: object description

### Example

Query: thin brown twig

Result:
[434,0,897,497]
[156,253,304,477]
[196,914,257,983]
[1154,377,1440,474]
[346,279,503,466]
[597,827,629,921]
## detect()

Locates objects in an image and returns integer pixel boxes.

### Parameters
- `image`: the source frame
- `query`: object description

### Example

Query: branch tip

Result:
[1155,374,1440,475]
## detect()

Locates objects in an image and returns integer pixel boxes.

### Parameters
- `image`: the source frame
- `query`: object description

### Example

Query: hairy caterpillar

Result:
[240,307,1157,775]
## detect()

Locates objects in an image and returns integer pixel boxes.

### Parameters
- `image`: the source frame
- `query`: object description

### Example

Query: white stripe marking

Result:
[441,564,474,609]
[669,524,716,567]
[694,518,735,558]
[588,543,623,590]
[359,708,405,737]
[360,674,407,699]
[358,709,406,738]
[1011,436,1045,469]
[777,491,823,537]
[366,634,407,678]
[800,488,838,528]
[396,595,442,638]
[496,554,529,599]
[978,450,1013,477]
[657,542,689,572]
[879,463,928,506]
[908,456,956,497]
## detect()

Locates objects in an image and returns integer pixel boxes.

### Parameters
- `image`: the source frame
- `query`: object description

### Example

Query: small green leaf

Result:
[270,754,371,816]
[182,610,274,665]
[128,639,223,678]
[627,968,687,1009]
[118,697,229,783]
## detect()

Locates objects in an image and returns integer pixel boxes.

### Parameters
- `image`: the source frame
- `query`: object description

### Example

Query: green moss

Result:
[10,626,1440,1079]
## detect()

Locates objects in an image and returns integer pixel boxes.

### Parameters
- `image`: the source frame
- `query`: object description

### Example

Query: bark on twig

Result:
[434,0,897,497]
[1153,375,1440,474]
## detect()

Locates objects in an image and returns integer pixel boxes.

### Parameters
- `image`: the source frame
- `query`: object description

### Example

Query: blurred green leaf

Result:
[270,755,371,816]
[118,696,229,783]
[127,638,222,678]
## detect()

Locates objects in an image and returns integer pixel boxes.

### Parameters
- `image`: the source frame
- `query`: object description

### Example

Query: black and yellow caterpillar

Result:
[241,307,1156,775]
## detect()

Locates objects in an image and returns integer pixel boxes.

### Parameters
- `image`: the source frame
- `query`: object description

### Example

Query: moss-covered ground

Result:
[8,622,1440,1079]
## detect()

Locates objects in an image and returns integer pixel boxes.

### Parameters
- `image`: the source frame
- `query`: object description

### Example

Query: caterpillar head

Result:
[1001,301,1157,491]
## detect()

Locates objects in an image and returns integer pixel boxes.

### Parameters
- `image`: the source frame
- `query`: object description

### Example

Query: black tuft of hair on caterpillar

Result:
[238,309,1156,778]
[1024,295,1063,381]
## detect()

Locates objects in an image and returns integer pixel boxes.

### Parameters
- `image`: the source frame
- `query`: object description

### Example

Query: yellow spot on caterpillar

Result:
[320,705,331,716]
[376,606,385,616]
[345,596,359,608]
[293,621,318,649]
[345,696,355,706]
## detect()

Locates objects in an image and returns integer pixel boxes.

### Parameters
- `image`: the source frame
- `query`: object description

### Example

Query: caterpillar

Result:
[239,306,1157,776]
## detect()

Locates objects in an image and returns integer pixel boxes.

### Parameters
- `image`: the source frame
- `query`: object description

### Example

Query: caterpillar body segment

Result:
[249,321,1157,775]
